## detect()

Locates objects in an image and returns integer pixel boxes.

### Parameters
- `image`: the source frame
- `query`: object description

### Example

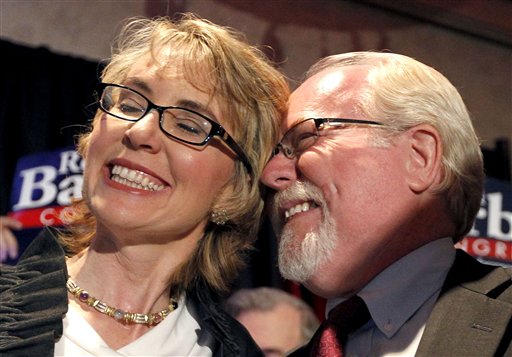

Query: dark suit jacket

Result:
[416,250,512,357]
[290,250,512,357]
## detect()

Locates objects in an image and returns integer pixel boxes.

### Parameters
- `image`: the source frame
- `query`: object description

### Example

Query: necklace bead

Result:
[66,277,177,326]
[79,291,89,301]
[113,309,125,321]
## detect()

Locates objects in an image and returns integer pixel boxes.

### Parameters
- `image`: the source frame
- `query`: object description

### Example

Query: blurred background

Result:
[1,0,511,317]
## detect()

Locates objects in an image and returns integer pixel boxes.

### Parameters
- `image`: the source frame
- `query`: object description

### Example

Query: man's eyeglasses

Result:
[272,118,385,159]
[95,83,252,173]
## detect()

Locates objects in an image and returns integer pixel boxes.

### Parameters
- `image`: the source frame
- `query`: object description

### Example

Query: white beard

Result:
[271,181,337,283]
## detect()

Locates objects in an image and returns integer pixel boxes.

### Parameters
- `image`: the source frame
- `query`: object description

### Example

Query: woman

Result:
[0,14,288,356]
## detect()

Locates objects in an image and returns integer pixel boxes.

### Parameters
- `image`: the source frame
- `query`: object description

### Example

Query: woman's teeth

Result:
[111,165,164,191]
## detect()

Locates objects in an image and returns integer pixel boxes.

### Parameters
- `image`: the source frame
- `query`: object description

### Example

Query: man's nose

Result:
[260,153,298,191]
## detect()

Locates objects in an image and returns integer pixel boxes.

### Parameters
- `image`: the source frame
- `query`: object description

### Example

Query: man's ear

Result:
[405,124,443,193]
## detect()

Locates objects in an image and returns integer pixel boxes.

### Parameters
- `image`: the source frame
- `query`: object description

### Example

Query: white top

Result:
[54,295,213,356]
[326,238,456,357]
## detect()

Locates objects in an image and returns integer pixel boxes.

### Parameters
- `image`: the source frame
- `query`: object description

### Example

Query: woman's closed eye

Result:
[118,97,146,117]
[174,118,207,136]
[164,110,211,139]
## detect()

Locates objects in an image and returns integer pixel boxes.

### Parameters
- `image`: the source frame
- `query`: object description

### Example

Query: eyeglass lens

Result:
[100,85,213,145]
[277,118,384,158]
[280,119,319,158]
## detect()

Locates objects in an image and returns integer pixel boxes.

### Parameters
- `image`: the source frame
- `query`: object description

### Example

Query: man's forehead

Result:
[306,65,369,94]
[285,66,368,130]
[314,69,348,94]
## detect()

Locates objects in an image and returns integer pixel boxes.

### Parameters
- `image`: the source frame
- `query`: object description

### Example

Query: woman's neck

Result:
[64,230,198,349]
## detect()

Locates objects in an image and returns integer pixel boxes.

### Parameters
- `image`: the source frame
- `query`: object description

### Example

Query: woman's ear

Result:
[211,176,237,215]
[405,124,443,193]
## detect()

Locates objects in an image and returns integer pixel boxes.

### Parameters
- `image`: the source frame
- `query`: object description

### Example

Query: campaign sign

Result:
[460,177,512,266]
[5,147,84,264]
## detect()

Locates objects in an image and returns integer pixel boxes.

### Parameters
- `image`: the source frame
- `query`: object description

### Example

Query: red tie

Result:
[312,296,370,357]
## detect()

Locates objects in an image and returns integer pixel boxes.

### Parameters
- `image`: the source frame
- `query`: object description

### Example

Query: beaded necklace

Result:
[66,277,178,326]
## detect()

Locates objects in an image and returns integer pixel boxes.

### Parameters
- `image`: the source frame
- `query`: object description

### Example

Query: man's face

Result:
[261,66,416,298]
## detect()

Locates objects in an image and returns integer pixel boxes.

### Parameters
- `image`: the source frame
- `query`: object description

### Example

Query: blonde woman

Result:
[1,14,288,356]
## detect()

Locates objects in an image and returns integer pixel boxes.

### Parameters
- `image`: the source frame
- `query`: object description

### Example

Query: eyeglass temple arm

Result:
[221,135,252,174]
[315,118,384,127]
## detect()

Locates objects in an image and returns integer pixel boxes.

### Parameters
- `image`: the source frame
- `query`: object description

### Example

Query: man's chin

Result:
[279,264,311,284]
[278,231,318,283]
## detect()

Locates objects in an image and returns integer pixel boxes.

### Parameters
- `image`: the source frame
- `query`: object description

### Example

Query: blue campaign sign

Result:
[10,147,84,213]
[460,177,512,266]
[5,147,84,265]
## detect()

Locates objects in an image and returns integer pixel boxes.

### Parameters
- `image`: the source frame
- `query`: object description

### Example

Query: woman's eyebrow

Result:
[175,99,218,122]
[125,77,149,89]
[124,78,219,122]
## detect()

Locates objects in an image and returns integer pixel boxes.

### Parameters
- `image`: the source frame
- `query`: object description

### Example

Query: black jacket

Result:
[0,228,262,356]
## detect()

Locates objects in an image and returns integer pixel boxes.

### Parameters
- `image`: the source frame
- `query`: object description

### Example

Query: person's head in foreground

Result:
[263,50,484,297]
[225,287,319,356]
[1,14,288,357]
[262,51,511,356]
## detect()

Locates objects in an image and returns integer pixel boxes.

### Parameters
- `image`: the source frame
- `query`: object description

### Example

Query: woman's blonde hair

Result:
[61,14,289,294]
[305,52,484,240]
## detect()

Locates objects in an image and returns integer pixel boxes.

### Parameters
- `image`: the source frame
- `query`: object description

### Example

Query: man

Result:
[262,52,512,356]
[225,287,319,356]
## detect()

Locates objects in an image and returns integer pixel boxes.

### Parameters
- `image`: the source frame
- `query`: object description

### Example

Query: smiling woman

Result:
[0,14,289,357]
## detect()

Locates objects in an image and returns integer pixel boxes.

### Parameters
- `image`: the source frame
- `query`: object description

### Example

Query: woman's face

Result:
[82,55,236,243]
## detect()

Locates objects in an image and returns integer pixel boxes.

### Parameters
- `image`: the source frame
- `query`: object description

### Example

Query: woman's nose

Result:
[123,110,162,153]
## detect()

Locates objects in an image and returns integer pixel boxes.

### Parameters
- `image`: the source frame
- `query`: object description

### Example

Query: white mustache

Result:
[271,181,327,232]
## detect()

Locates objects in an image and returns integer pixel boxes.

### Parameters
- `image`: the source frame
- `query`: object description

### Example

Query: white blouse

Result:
[54,295,213,356]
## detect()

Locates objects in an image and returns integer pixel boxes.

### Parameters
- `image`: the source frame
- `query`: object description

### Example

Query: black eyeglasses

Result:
[95,83,252,173]
[272,118,385,159]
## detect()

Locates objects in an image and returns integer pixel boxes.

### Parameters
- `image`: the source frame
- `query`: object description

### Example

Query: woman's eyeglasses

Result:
[96,83,252,173]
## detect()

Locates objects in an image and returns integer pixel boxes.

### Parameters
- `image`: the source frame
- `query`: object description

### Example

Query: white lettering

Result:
[13,166,57,210]
[487,192,512,241]
[469,196,487,236]
[57,175,83,205]
[472,238,491,256]
[59,206,75,225]
[58,150,83,175]
[494,241,509,259]
[40,207,57,226]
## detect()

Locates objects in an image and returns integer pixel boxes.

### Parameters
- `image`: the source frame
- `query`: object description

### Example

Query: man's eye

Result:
[294,132,318,151]
[296,132,318,141]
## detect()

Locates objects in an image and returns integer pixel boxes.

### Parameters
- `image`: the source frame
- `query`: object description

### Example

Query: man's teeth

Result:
[285,202,313,220]
[111,165,164,191]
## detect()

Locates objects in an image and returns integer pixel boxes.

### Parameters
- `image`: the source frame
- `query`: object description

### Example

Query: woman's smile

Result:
[110,164,166,191]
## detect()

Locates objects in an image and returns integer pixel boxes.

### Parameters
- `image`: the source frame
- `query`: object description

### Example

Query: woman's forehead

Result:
[118,49,235,132]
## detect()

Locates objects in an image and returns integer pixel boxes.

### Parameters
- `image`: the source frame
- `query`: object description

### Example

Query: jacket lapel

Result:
[416,251,512,356]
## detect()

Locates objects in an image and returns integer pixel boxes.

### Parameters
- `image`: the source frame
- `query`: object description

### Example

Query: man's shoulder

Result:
[446,249,512,303]
[416,250,512,356]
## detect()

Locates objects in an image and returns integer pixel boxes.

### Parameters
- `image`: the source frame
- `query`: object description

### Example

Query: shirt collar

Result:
[326,238,456,338]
